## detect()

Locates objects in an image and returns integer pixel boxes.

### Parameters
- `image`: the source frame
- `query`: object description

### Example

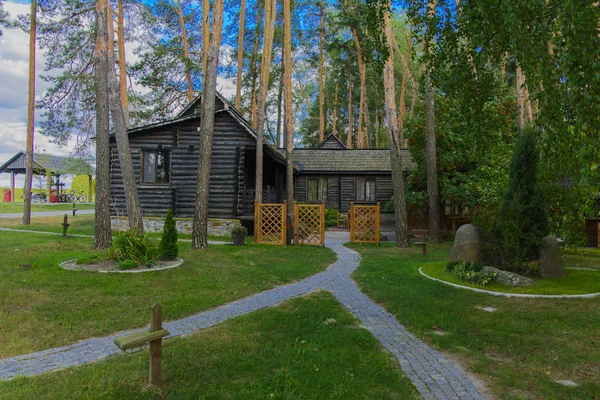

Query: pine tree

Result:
[159,209,179,260]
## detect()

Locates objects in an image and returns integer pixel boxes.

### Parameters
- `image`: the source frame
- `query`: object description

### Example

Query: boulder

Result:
[539,235,565,278]
[449,224,487,264]
[482,266,536,287]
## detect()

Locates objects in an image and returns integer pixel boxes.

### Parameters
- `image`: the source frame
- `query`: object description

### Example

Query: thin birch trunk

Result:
[94,0,112,248]
[23,0,36,225]
[235,0,246,109]
[254,0,276,204]
[117,0,129,127]
[192,0,224,249]
[516,64,525,132]
[383,9,410,247]
[284,0,294,209]
[175,0,193,102]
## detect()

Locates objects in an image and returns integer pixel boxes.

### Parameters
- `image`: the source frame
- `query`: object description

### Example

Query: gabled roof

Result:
[316,133,347,150]
[293,148,414,174]
[0,152,94,176]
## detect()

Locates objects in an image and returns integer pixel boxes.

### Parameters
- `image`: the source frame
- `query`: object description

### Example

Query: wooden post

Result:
[254,200,259,244]
[10,172,15,202]
[46,173,51,203]
[88,175,93,203]
[376,202,381,245]
[282,201,287,246]
[62,214,70,237]
[320,201,325,247]
[149,303,163,386]
[350,202,354,243]
[293,201,298,245]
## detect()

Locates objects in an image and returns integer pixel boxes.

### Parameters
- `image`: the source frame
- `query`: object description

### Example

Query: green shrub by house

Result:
[109,230,159,266]
[159,209,178,260]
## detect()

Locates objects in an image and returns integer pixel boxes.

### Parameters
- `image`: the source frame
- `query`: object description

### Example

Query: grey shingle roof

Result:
[293,149,414,173]
[0,152,94,175]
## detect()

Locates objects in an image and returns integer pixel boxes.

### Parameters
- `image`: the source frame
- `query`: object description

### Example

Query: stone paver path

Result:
[0,231,483,400]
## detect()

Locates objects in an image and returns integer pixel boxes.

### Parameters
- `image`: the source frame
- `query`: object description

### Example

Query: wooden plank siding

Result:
[110,111,254,219]
[294,174,393,212]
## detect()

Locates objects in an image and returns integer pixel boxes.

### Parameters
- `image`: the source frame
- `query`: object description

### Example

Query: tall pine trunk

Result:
[249,1,262,127]
[276,46,284,147]
[117,0,129,127]
[383,8,410,247]
[397,24,413,145]
[94,0,112,248]
[23,0,36,225]
[318,4,325,142]
[347,76,353,148]
[201,0,210,79]
[254,0,276,204]
[424,0,442,243]
[107,11,143,233]
[351,28,367,148]
[332,82,338,135]
[284,0,294,210]
[175,0,193,103]
[192,0,224,249]
[235,0,246,109]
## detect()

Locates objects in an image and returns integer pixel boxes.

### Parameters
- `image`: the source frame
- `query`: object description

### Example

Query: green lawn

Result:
[0,231,335,358]
[421,261,600,295]
[561,251,600,271]
[350,242,600,400]
[0,293,419,400]
[0,202,95,214]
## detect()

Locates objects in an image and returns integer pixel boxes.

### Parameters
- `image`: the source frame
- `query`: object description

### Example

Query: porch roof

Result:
[293,149,414,174]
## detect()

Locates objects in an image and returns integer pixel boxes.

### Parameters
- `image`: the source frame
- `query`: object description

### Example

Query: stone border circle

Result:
[418,266,600,299]
[60,258,184,274]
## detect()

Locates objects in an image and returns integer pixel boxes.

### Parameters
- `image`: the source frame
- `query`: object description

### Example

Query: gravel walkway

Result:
[0,231,483,399]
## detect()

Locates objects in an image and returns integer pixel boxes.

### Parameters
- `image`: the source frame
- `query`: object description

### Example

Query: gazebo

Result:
[0,151,94,202]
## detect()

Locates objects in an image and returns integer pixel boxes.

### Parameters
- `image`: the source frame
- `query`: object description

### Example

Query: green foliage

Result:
[117,260,139,270]
[231,224,248,235]
[70,175,95,199]
[491,129,548,271]
[109,230,159,266]
[158,210,178,261]
[325,208,338,227]
[446,260,496,286]
[75,256,99,265]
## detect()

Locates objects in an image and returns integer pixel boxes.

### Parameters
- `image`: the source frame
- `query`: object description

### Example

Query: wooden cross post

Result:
[149,303,163,386]
[62,214,70,237]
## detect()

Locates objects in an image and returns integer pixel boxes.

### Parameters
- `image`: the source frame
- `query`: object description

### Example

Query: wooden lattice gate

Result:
[350,202,380,245]
[294,202,325,246]
[254,201,287,245]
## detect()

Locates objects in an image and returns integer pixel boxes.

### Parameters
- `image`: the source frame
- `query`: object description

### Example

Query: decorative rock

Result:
[449,224,487,264]
[482,266,536,287]
[539,235,565,278]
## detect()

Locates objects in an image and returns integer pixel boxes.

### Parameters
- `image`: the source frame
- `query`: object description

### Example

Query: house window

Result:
[142,150,170,184]
[355,177,376,202]
[307,177,328,202]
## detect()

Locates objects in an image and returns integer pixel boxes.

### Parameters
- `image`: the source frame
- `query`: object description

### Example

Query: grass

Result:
[350,242,600,400]
[0,214,96,235]
[0,202,95,213]
[0,231,335,358]
[421,261,600,295]
[0,293,419,399]
[561,252,600,271]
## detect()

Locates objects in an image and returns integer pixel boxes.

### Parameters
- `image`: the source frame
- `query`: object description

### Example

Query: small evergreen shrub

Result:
[325,208,338,227]
[109,230,159,265]
[159,209,179,261]
[231,225,248,235]
[117,260,139,270]
[446,261,495,285]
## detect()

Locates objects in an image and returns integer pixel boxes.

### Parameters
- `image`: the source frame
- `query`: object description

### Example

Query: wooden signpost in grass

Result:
[114,303,169,386]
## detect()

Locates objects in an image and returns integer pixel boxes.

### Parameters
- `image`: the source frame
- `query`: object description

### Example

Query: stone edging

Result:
[418,267,600,299]
[60,258,184,274]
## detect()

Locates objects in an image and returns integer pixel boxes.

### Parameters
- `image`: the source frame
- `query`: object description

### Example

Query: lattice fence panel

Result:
[294,203,325,246]
[350,203,380,244]
[254,202,286,245]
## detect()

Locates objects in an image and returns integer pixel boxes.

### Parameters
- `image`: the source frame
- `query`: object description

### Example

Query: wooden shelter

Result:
[0,152,94,202]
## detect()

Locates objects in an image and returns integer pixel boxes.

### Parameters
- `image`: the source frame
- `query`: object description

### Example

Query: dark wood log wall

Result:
[294,174,393,212]
[110,109,254,219]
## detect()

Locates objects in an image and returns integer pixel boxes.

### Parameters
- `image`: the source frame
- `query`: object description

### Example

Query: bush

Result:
[447,261,495,285]
[109,230,159,266]
[159,210,178,261]
[492,128,549,271]
[325,208,338,227]
[231,225,248,235]
[117,260,139,270]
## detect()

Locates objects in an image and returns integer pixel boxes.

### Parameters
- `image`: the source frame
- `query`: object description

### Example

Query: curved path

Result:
[0,231,483,400]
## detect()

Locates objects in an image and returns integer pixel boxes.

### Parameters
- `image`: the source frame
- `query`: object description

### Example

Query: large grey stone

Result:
[449,224,488,264]
[539,235,565,278]
[482,266,536,287]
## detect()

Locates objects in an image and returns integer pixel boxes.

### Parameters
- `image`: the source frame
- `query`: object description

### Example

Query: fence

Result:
[294,202,325,246]
[254,201,287,245]
[350,202,380,245]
